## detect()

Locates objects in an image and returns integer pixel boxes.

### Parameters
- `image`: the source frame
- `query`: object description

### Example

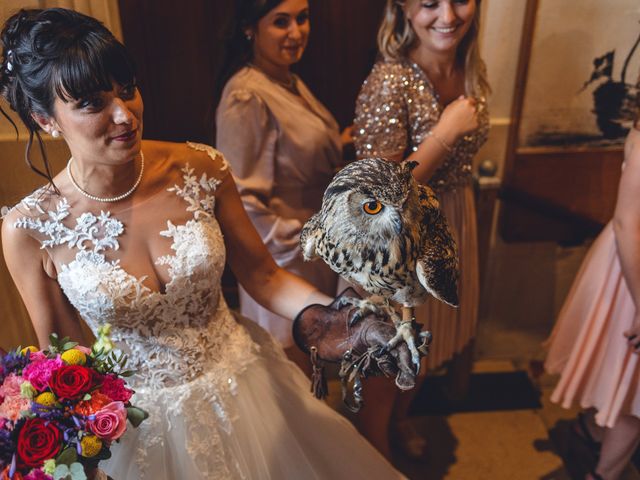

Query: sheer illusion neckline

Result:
[13,142,227,299]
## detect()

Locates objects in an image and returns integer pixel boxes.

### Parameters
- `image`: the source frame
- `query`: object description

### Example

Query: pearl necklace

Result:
[66,152,145,203]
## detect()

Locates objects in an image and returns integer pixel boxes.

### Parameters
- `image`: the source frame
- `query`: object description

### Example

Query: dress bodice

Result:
[10,143,257,392]
[354,59,490,192]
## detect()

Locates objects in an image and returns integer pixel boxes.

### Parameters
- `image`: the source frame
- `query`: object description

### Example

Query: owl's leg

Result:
[385,306,422,373]
[334,295,389,326]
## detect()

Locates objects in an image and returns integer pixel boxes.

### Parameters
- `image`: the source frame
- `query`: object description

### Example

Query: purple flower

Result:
[0,425,15,467]
[0,351,30,382]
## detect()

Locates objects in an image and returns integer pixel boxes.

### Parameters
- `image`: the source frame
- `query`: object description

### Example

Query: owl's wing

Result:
[300,212,321,261]
[415,185,459,307]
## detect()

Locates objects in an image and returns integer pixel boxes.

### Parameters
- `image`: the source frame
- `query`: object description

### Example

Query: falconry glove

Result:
[292,288,430,412]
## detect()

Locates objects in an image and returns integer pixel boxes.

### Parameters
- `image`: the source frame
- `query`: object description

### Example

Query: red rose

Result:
[16,418,62,468]
[49,365,94,399]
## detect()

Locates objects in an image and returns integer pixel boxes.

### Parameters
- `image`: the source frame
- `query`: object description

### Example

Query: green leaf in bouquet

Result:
[119,370,135,377]
[69,463,87,480]
[62,341,79,351]
[82,393,92,401]
[48,334,76,355]
[53,462,87,480]
[56,447,78,466]
[126,406,149,428]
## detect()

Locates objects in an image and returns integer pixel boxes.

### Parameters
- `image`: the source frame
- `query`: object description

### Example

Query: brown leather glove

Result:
[293,288,424,411]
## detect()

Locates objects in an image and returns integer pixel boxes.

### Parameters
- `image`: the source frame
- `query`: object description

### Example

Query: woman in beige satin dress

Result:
[215,0,347,368]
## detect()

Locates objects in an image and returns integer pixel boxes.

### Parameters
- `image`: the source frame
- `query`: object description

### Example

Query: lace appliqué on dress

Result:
[13,144,258,479]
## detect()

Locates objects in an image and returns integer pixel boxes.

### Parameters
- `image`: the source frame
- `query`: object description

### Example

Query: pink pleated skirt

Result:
[546,222,640,427]
[417,183,480,369]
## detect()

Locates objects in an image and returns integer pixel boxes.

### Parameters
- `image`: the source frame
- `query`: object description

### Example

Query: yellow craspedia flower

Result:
[81,435,103,458]
[20,346,38,355]
[35,392,57,406]
[61,348,87,365]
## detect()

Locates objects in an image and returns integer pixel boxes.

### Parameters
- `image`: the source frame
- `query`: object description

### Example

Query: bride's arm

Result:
[1,216,86,348]
[215,174,332,320]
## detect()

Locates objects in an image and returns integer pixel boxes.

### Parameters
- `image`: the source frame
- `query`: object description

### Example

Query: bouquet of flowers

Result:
[0,330,148,480]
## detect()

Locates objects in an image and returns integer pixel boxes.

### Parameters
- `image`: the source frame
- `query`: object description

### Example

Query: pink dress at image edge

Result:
[353,59,490,369]
[546,219,640,428]
[216,66,342,348]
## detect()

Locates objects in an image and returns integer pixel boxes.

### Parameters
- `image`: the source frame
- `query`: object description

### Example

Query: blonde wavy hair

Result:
[377,0,491,97]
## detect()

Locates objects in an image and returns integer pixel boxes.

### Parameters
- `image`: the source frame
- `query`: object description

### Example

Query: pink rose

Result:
[99,375,133,403]
[28,352,47,362]
[22,357,63,392]
[89,401,127,441]
[74,346,92,356]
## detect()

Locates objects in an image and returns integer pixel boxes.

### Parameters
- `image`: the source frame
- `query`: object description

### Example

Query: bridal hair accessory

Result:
[0,331,149,479]
[67,152,145,203]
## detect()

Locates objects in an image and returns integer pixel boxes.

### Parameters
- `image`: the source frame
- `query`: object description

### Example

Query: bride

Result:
[0,8,408,479]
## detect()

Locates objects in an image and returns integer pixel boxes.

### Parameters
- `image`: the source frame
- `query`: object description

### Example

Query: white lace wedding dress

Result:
[9,142,403,479]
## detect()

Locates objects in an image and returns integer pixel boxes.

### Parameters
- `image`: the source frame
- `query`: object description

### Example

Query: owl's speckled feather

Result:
[301,158,459,308]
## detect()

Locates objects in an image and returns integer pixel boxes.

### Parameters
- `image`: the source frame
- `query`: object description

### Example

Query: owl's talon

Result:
[386,321,422,374]
[349,311,363,327]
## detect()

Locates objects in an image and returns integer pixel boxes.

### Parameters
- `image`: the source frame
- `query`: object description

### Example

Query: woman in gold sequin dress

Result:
[352,0,489,457]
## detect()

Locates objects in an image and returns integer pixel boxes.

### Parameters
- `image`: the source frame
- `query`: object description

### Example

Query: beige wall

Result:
[477,0,527,176]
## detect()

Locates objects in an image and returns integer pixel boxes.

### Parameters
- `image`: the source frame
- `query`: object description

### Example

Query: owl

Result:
[300,158,459,368]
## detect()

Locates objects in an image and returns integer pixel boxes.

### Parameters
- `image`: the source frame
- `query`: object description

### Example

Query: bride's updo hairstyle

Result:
[0,8,136,186]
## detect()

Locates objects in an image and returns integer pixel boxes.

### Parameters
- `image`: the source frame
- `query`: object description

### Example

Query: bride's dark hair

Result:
[0,8,136,187]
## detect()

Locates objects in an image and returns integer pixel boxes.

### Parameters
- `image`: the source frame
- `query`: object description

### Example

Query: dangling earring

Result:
[245,31,254,41]
[51,129,60,138]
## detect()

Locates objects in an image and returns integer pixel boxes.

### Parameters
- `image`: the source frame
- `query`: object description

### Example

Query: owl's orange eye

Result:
[363,201,384,215]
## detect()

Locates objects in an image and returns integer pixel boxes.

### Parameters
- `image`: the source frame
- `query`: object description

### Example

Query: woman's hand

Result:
[433,95,480,146]
[624,312,640,352]
[341,125,354,147]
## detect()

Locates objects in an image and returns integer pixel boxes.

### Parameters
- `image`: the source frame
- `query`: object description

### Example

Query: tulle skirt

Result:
[546,222,640,427]
[418,183,479,369]
[102,315,404,479]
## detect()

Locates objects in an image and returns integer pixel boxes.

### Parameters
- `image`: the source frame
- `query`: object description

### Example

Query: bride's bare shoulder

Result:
[143,140,229,182]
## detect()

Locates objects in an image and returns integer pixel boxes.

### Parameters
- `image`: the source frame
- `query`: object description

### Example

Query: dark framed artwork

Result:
[500,0,639,244]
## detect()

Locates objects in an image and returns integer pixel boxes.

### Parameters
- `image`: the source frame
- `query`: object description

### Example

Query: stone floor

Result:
[322,316,640,480]
[386,342,640,480]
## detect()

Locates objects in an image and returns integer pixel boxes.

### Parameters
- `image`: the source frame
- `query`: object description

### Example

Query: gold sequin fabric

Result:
[354,59,489,192]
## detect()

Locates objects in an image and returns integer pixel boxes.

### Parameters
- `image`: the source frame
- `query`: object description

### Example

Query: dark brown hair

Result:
[0,8,136,187]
